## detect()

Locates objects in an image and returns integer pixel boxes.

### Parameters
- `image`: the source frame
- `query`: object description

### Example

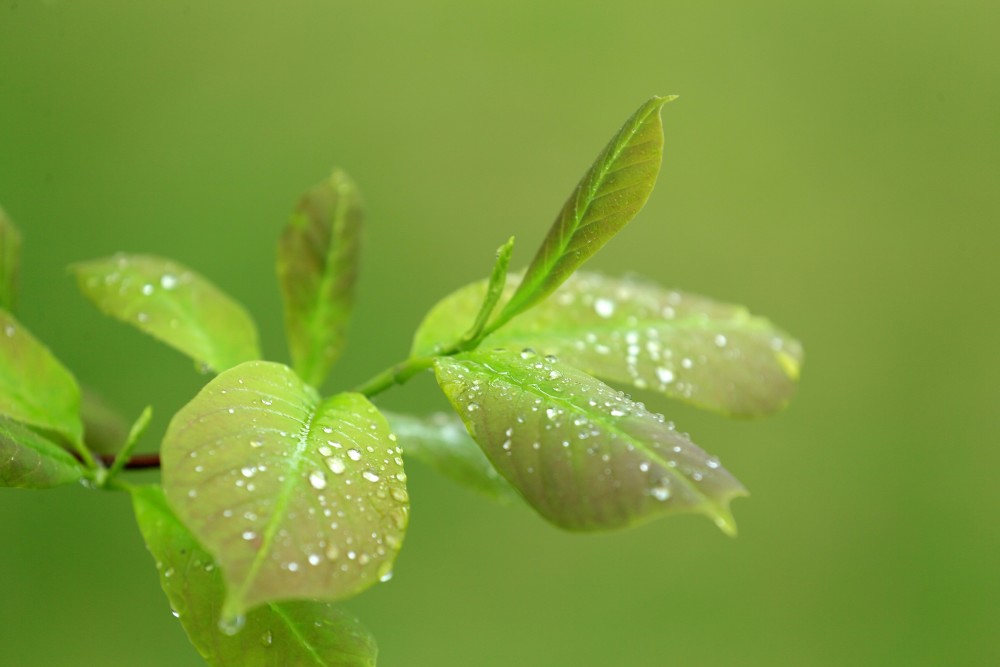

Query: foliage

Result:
[0,97,801,665]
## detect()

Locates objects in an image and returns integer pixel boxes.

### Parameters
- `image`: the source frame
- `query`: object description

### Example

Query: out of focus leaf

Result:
[0,205,21,312]
[415,272,802,416]
[384,411,517,503]
[161,360,408,619]
[0,417,83,489]
[495,96,673,326]
[81,390,131,454]
[132,485,378,667]
[72,254,260,373]
[0,309,84,445]
[278,170,363,387]
[435,348,746,534]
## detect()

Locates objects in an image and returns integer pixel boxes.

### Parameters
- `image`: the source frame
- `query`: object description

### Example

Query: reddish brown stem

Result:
[97,452,162,470]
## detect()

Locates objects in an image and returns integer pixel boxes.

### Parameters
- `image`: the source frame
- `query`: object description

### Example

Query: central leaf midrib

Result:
[234,393,321,609]
[270,603,328,666]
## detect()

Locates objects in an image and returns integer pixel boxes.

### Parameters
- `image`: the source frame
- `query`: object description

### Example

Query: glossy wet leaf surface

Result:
[416,272,802,417]
[497,96,673,322]
[0,417,83,489]
[132,485,378,667]
[278,170,363,388]
[384,411,517,503]
[434,348,746,533]
[162,361,408,618]
[0,205,20,312]
[73,254,260,373]
[0,309,83,444]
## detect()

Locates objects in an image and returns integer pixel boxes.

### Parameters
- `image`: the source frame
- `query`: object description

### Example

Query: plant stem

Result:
[351,355,438,398]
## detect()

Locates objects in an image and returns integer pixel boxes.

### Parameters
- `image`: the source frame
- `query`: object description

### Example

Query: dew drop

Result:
[347,449,362,461]
[260,630,273,647]
[309,471,328,489]
[141,283,154,296]
[249,438,264,448]
[714,334,728,347]
[651,486,671,501]
[219,614,246,636]
[520,348,536,359]
[328,457,346,474]
[160,274,178,289]
[242,530,257,541]
[594,298,615,318]
[362,470,380,483]
[656,367,675,384]
[308,553,322,566]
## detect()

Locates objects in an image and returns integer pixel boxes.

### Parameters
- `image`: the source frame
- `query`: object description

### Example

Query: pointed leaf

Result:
[0,417,84,489]
[434,348,746,534]
[0,205,21,312]
[72,254,260,373]
[132,485,378,667]
[384,411,518,503]
[162,360,409,619]
[459,236,514,347]
[416,272,803,416]
[81,390,131,454]
[0,309,84,444]
[496,96,674,325]
[278,170,363,387]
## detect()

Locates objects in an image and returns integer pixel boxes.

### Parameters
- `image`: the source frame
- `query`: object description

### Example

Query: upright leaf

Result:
[0,417,84,489]
[415,272,803,416]
[495,96,674,326]
[72,254,260,373]
[278,170,363,388]
[132,485,378,667]
[0,205,21,312]
[0,309,84,444]
[384,411,518,503]
[434,348,746,534]
[81,389,131,454]
[162,360,409,619]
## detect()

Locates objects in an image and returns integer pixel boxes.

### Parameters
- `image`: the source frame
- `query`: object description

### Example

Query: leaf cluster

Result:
[0,97,802,665]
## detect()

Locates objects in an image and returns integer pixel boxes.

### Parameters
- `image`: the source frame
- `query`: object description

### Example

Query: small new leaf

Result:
[434,348,746,534]
[161,361,409,619]
[457,236,514,350]
[415,272,803,417]
[495,96,674,327]
[278,169,363,388]
[0,309,84,445]
[0,205,21,312]
[0,417,84,489]
[72,254,260,374]
[384,411,518,503]
[132,485,378,667]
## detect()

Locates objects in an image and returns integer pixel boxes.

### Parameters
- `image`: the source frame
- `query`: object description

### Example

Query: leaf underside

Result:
[434,348,746,534]
[415,272,802,417]
[498,95,674,323]
[132,485,378,667]
[384,410,518,503]
[0,417,83,489]
[161,360,409,618]
[0,309,84,444]
[73,254,260,374]
[278,170,363,388]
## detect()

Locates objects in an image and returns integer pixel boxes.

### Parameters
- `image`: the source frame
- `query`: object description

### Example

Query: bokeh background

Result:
[2,1,998,665]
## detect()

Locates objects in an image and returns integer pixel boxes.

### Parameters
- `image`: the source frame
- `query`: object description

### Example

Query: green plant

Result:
[0,96,802,666]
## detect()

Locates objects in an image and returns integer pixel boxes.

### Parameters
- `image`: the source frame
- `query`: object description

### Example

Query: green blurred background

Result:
[2,1,998,665]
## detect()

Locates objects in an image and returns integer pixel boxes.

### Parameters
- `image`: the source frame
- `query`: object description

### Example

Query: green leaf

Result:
[131,485,378,667]
[277,170,363,388]
[434,348,746,534]
[0,309,84,445]
[415,272,803,417]
[0,205,21,312]
[495,96,674,327]
[72,254,260,374]
[384,411,518,503]
[81,390,131,454]
[162,360,409,619]
[0,417,84,489]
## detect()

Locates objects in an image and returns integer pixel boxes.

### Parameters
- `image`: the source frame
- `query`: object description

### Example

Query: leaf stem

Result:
[351,355,438,398]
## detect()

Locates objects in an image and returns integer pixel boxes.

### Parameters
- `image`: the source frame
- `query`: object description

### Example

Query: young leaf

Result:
[0,309,84,445]
[81,390,131,454]
[132,485,378,667]
[72,254,260,374]
[277,170,363,388]
[161,360,409,620]
[494,96,674,327]
[415,272,803,417]
[457,236,515,349]
[384,411,518,503]
[0,417,84,489]
[434,348,746,534]
[0,205,21,312]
